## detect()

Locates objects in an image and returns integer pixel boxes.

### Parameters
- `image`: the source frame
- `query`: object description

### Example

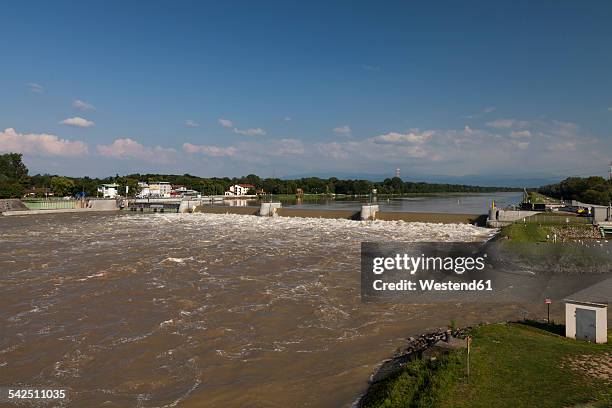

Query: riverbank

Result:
[498,222,601,242]
[358,322,612,408]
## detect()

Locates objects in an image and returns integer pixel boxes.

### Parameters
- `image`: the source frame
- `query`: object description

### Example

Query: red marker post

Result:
[545,298,552,323]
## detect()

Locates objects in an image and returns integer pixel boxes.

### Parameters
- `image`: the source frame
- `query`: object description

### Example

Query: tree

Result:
[116,177,141,197]
[582,189,609,206]
[0,153,28,198]
[0,153,28,180]
[51,176,75,197]
[0,179,24,198]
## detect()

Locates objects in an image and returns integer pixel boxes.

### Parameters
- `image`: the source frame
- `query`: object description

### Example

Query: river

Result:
[0,212,536,407]
[223,191,522,215]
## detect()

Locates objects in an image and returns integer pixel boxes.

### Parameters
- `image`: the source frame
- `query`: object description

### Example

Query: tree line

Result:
[1,152,518,199]
[538,176,612,206]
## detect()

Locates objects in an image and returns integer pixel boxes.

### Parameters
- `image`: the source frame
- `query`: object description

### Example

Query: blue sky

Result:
[1,1,612,184]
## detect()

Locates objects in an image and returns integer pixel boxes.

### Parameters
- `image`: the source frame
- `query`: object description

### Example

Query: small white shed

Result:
[565,277,611,344]
[565,300,607,343]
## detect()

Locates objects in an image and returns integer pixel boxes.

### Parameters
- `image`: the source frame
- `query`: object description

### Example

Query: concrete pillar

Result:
[361,204,379,220]
[179,200,191,213]
[260,202,282,216]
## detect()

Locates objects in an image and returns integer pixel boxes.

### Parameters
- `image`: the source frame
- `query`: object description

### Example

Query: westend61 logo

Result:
[372,253,487,275]
[361,242,500,303]
[361,241,612,304]
[362,242,494,303]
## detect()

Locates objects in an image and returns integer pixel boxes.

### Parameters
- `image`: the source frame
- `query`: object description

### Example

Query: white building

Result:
[137,182,150,198]
[564,281,610,344]
[148,181,172,198]
[97,183,119,198]
[172,185,199,197]
[225,184,255,196]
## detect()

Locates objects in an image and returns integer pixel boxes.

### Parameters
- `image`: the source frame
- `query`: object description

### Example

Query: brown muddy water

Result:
[0,213,537,407]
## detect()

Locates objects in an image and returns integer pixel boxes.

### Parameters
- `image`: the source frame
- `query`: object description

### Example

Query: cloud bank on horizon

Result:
[1,115,606,182]
[1,2,611,182]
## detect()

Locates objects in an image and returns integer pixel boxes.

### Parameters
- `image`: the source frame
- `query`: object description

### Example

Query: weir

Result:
[194,204,486,225]
[2,198,487,225]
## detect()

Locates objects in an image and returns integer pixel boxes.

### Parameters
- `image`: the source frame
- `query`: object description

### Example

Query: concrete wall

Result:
[565,302,608,344]
[87,199,119,211]
[592,207,611,223]
[260,202,282,216]
[378,212,486,225]
[195,206,260,216]
[276,208,361,219]
[0,199,28,212]
[487,208,540,227]
[361,205,379,221]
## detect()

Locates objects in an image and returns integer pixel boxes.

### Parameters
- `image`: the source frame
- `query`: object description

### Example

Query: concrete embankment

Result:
[195,206,260,216]
[0,199,29,212]
[2,208,119,216]
[1,199,119,216]
[195,205,486,225]
[277,207,361,220]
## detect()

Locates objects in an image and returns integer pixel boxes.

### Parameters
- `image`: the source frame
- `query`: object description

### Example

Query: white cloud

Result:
[182,143,236,157]
[372,130,433,144]
[185,119,200,128]
[217,118,266,136]
[510,130,532,138]
[26,82,43,93]
[549,141,577,152]
[233,127,266,136]
[73,99,95,111]
[513,141,530,150]
[333,125,351,136]
[463,106,496,119]
[218,118,234,128]
[271,139,304,155]
[96,138,176,163]
[284,116,292,121]
[183,138,303,159]
[608,107,612,112]
[486,119,529,129]
[59,117,95,128]
[0,128,88,156]
[316,142,348,160]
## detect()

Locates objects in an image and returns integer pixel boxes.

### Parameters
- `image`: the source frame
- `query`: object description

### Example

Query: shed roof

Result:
[564,277,611,307]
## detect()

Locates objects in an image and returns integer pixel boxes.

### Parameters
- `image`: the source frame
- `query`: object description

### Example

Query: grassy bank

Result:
[362,323,612,408]
[499,222,599,243]
[528,191,561,204]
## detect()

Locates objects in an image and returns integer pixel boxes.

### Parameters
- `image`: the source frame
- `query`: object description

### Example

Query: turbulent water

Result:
[0,212,522,407]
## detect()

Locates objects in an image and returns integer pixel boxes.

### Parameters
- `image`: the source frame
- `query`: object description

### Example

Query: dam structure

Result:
[2,196,493,226]
[195,202,488,225]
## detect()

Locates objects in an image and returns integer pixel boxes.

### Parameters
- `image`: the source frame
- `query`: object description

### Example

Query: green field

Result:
[499,222,598,243]
[362,323,612,408]
[528,191,561,205]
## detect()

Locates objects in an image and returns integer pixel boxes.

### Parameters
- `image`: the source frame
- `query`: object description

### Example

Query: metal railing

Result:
[22,198,78,210]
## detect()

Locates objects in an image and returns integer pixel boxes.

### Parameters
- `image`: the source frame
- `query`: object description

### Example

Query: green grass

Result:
[361,353,464,408]
[529,192,560,204]
[499,223,550,242]
[363,323,611,408]
[499,222,597,243]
